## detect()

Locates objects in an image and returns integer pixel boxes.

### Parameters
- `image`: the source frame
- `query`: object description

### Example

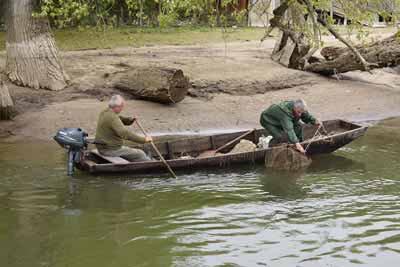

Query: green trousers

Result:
[99,146,151,162]
[262,123,304,145]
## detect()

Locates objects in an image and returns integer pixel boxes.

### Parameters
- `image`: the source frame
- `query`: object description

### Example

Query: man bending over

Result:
[260,99,320,154]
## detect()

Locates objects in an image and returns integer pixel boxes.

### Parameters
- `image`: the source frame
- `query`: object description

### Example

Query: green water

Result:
[1,118,400,267]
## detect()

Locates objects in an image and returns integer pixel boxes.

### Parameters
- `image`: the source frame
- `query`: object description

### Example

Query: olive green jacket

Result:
[95,108,146,150]
[260,101,316,143]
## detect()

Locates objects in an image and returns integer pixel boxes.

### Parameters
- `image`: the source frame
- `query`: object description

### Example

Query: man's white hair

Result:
[108,95,125,108]
[294,99,308,111]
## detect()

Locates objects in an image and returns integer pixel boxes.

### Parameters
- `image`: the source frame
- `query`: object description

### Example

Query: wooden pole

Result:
[214,129,255,155]
[135,120,177,179]
[0,81,15,120]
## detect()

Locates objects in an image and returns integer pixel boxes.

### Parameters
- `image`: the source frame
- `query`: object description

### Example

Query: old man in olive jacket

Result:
[95,95,153,162]
[260,99,320,154]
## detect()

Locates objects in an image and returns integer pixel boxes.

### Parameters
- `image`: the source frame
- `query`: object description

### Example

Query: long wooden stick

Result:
[135,120,177,179]
[214,129,255,155]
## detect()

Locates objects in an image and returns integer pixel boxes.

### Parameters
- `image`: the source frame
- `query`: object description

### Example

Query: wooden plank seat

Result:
[90,149,130,164]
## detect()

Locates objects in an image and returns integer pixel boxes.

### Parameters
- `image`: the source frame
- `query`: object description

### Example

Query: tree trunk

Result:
[272,31,297,67]
[216,0,221,26]
[0,81,15,120]
[139,0,143,26]
[5,0,69,91]
[0,0,5,26]
[265,0,397,75]
[110,67,190,104]
[320,46,349,60]
[270,4,311,69]
[305,33,400,75]
[158,0,162,26]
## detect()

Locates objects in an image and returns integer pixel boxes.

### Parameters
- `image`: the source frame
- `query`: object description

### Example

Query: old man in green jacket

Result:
[95,95,153,162]
[260,99,320,154]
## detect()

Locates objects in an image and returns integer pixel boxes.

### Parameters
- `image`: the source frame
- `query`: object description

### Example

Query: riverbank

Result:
[1,29,400,141]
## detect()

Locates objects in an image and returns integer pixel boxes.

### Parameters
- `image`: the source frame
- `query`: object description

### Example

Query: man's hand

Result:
[145,136,153,143]
[315,119,321,127]
[295,142,306,154]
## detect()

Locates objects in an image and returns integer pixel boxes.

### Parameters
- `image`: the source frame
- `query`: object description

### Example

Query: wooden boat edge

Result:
[79,120,368,174]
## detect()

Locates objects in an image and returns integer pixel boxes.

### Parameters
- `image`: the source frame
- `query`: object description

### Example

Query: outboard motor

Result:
[54,128,88,176]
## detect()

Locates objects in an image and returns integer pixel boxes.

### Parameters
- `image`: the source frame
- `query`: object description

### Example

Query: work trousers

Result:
[99,146,151,162]
[262,123,303,145]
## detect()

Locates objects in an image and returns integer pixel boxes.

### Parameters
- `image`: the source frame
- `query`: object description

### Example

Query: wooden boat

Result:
[78,119,368,174]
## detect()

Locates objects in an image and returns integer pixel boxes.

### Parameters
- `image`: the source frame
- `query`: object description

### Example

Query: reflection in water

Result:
[63,179,84,216]
[308,154,366,173]
[259,169,308,199]
[1,118,400,267]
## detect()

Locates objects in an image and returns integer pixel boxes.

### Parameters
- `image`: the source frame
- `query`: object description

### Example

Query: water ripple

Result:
[2,119,400,266]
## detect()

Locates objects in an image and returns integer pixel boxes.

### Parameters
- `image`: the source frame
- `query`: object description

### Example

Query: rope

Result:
[304,124,323,152]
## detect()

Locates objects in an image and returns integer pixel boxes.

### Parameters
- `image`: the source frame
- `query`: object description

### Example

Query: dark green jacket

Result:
[260,101,316,143]
[95,108,146,150]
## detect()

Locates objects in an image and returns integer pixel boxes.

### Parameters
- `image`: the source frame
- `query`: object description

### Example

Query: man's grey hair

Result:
[108,95,125,108]
[293,99,308,111]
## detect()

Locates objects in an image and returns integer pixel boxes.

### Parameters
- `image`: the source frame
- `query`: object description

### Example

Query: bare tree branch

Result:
[297,0,321,67]
[317,16,378,72]
[261,0,291,42]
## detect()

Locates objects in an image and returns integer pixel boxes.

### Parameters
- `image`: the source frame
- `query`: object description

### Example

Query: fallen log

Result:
[269,2,313,69]
[306,33,400,75]
[0,81,15,120]
[110,67,189,104]
[320,46,348,61]
[320,34,397,61]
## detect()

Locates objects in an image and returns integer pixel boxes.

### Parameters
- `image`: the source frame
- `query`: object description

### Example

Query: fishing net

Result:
[265,145,312,170]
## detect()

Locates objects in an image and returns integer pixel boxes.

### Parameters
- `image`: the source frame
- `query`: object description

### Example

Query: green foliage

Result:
[37,0,90,28]
[32,0,400,46]
[37,0,249,29]
[158,13,178,28]
[327,0,400,42]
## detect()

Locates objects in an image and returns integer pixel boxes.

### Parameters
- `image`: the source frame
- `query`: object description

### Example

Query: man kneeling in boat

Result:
[95,95,153,162]
[259,99,320,154]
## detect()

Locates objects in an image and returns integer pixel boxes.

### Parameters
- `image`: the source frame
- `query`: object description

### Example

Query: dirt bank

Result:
[1,34,400,141]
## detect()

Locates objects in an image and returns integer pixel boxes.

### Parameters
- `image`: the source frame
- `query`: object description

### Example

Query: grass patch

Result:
[0,26,267,51]
[0,26,396,52]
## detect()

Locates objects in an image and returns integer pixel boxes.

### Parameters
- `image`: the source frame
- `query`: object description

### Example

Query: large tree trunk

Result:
[110,67,190,104]
[305,33,400,75]
[0,81,15,120]
[265,0,382,75]
[268,1,312,69]
[271,28,310,69]
[320,46,349,61]
[0,0,5,26]
[5,0,69,91]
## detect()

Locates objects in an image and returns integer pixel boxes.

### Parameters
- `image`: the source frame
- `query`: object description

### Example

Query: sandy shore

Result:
[1,33,400,141]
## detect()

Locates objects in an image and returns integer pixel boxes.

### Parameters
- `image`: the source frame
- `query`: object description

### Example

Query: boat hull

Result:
[78,120,368,175]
